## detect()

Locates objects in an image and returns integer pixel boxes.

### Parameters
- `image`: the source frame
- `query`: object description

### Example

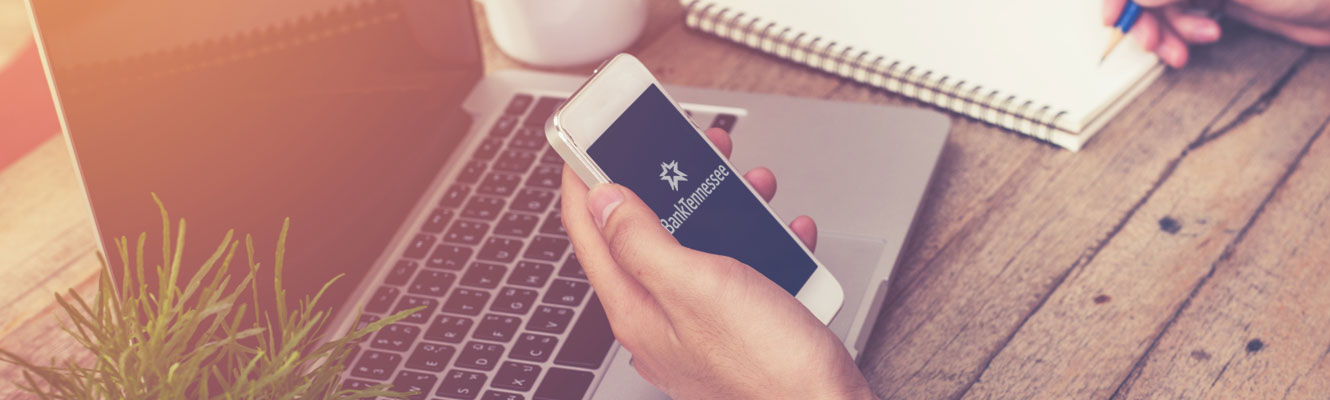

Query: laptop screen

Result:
[29,0,483,317]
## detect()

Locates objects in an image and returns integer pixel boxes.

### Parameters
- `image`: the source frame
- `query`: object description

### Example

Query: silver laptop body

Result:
[28,0,947,398]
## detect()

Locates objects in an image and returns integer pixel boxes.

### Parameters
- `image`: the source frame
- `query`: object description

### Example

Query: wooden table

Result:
[4,1,1330,398]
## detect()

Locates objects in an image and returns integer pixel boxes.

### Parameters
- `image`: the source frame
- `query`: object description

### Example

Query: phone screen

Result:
[586,84,816,294]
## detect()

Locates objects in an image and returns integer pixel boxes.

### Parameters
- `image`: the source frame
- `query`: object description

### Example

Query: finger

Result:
[1103,0,1128,26]
[560,166,669,338]
[1226,6,1330,47]
[1132,0,1189,7]
[1131,11,1164,52]
[704,127,733,159]
[790,215,818,252]
[743,167,777,202]
[1161,6,1221,43]
[1155,21,1191,67]
[585,183,713,302]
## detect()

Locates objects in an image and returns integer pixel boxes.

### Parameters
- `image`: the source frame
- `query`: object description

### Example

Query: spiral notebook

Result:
[682,0,1166,151]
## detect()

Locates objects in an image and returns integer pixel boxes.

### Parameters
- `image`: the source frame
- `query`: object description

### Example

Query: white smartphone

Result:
[544,54,844,324]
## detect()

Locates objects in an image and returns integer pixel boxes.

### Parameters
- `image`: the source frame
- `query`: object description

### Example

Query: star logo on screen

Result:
[659,160,688,191]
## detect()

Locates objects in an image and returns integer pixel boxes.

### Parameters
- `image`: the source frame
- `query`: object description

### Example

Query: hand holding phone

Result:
[548,54,870,399]
[557,128,875,400]
[546,54,843,322]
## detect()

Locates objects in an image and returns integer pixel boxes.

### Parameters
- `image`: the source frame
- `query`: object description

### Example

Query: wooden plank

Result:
[959,50,1330,399]
[0,261,99,398]
[632,8,848,97]
[0,0,28,66]
[848,29,1310,399]
[1103,72,1330,400]
[0,137,101,338]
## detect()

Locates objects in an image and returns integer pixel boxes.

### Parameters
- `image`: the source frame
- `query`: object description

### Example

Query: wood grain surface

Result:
[3,1,1329,398]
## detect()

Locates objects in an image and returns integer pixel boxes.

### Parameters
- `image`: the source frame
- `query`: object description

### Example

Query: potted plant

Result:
[1,197,419,399]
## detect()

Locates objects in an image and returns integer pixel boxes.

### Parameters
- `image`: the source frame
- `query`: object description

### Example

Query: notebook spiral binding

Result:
[683,0,1069,142]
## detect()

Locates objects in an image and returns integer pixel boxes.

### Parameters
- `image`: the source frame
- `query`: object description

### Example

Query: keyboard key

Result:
[533,368,594,400]
[542,279,589,307]
[492,287,538,315]
[474,314,521,342]
[490,115,519,137]
[526,164,561,189]
[351,350,402,380]
[457,341,505,371]
[511,189,555,213]
[539,211,566,236]
[478,173,522,197]
[493,361,541,392]
[459,160,487,184]
[371,323,422,351]
[445,220,491,245]
[463,196,506,220]
[523,236,569,262]
[508,135,546,151]
[422,208,455,234]
[404,234,435,259]
[510,333,558,363]
[392,370,439,400]
[441,184,472,208]
[553,295,614,369]
[393,296,439,324]
[508,262,554,288]
[341,378,377,391]
[484,390,526,400]
[494,150,537,173]
[475,137,504,160]
[438,369,488,400]
[478,237,524,263]
[366,286,400,314]
[461,263,507,289]
[505,94,534,115]
[494,213,540,238]
[710,113,738,132]
[427,245,472,270]
[405,342,456,372]
[540,147,563,165]
[523,97,564,127]
[443,288,491,316]
[558,254,587,280]
[408,270,457,298]
[385,260,418,286]
[426,314,474,344]
[527,306,574,334]
[352,315,380,343]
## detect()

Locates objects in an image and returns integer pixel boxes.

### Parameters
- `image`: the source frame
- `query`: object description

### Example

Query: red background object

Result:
[0,42,60,170]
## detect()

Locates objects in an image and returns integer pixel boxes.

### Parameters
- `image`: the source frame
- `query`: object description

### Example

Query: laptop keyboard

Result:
[340,93,739,400]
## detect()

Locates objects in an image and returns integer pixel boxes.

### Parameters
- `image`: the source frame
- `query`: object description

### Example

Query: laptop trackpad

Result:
[589,233,883,399]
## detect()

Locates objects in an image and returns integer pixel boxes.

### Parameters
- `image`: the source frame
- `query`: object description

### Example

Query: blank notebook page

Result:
[709,0,1161,133]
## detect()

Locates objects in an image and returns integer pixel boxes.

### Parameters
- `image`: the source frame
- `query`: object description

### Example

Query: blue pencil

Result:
[1101,1,1144,63]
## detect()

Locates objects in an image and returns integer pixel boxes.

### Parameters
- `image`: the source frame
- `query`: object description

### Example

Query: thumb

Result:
[1132,0,1189,7]
[585,183,698,297]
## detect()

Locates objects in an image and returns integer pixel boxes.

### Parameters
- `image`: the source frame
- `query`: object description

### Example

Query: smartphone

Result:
[545,54,843,324]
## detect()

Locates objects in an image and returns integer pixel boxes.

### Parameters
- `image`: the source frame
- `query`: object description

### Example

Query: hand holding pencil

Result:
[1102,0,1330,68]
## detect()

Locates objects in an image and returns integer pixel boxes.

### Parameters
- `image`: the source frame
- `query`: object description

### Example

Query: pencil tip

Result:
[1100,31,1125,65]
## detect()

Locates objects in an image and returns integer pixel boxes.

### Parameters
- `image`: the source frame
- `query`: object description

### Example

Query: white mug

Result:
[479,0,648,68]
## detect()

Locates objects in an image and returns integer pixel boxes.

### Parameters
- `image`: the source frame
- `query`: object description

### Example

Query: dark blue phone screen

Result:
[586,84,815,294]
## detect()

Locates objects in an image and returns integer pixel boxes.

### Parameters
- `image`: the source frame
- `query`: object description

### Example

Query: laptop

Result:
[26,0,949,398]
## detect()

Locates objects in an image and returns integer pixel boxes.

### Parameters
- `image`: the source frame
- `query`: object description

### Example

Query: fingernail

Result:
[587,184,623,230]
[1199,23,1220,40]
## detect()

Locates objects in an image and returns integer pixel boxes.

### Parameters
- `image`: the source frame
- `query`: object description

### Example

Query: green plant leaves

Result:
[0,196,418,399]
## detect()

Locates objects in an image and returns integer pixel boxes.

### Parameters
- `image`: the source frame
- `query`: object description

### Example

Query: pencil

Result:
[1101,1,1144,64]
